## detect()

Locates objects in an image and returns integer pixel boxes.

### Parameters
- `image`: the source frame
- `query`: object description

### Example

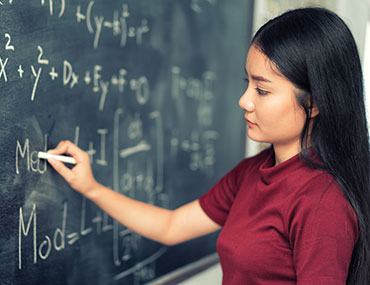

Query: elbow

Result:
[160,234,181,246]
[156,209,188,246]
[161,240,176,246]
[159,226,184,246]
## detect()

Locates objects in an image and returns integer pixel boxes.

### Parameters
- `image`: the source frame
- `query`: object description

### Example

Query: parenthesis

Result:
[58,0,65,17]
[87,1,94,34]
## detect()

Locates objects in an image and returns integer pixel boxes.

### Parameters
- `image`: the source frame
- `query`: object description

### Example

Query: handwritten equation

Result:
[18,202,167,282]
[0,35,149,112]
[1,0,222,283]
[1,1,149,48]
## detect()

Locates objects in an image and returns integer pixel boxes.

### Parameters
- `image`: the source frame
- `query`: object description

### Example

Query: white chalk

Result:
[38,151,76,164]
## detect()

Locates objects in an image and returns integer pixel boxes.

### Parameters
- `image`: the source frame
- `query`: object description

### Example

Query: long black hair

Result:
[252,7,370,284]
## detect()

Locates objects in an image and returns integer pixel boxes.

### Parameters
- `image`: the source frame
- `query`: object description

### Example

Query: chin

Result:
[247,132,271,145]
[247,131,263,143]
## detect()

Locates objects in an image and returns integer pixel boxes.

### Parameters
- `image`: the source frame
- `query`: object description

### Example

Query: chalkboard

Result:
[0,1,253,284]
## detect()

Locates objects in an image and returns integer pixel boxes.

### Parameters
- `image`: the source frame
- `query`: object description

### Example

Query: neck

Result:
[273,142,302,165]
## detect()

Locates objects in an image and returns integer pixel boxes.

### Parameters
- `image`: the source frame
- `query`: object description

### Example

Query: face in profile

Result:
[239,45,308,156]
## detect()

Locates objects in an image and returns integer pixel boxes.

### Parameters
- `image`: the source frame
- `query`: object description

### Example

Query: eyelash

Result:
[255,88,268,95]
[244,77,269,95]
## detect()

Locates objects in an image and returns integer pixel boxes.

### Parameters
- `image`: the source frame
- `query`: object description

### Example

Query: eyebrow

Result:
[245,69,272,83]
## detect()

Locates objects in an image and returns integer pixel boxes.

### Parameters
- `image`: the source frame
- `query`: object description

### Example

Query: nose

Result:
[239,89,255,112]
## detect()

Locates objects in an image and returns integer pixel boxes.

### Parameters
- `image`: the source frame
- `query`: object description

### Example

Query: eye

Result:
[255,88,268,95]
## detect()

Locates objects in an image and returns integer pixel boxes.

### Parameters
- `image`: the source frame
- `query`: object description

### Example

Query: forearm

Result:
[48,141,219,244]
[86,183,174,245]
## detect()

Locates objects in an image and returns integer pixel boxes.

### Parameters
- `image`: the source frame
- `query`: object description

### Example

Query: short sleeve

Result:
[199,160,246,226]
[288,177,359,284]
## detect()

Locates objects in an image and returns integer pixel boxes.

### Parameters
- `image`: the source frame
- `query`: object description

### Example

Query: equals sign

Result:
[104,21,113,28]
[67,232,80,245]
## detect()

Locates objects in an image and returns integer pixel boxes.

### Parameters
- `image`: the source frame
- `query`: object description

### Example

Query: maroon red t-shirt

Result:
[199,147,358,284]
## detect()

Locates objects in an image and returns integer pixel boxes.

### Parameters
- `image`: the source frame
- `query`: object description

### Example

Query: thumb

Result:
[48,158,73,183]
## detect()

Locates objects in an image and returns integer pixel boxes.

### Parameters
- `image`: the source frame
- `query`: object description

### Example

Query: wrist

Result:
[85,181,103,201]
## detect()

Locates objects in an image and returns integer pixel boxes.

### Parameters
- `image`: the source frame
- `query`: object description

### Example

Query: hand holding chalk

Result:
[38,151,76,164]
[47,140,99,196]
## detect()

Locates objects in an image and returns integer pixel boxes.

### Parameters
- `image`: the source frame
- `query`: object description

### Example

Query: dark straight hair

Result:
[252,7,370,284]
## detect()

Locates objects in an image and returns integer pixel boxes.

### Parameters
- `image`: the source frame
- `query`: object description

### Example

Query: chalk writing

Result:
[171,66,218,174]
[18,202,67,269]
[5,33,14,50]
[6,1,224,283]
[76,2,149,49]
[16,135,48,174]
[0,7,150,106]
[96,129,108,166]
[191,0,217,13]
[40,0,66,18]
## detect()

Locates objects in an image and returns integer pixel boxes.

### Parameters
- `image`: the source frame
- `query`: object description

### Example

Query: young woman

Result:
[48,7,370,284]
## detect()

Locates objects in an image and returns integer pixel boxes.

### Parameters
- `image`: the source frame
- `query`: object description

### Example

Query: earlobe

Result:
[310,105,319,118]
[306,95,319,118]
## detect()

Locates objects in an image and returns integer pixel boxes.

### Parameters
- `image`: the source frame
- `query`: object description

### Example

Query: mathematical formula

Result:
[2,0,221,283]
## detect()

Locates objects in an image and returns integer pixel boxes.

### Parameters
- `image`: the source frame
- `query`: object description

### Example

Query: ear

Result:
[310,104,319,118]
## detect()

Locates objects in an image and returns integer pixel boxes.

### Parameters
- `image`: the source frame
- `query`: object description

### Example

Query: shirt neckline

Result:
[259,147,303,185]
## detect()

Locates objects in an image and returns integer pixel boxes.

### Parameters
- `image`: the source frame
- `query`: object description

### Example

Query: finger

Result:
[48,158,74,183]
[48,140,68,155]
[49,141,84,159]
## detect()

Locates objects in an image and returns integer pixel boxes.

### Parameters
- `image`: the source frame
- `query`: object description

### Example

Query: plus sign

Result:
[17,65,24,78]
[111,75,118,85]
[84,71,91,85]
[86,141,96,163]
[117,69,126,93]
[49,67,58,80]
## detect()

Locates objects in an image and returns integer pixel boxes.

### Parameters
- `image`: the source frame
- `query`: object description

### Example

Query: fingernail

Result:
[48,159,56,165]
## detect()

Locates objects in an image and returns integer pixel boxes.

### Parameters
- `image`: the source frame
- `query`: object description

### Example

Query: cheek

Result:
[278,108,307,138]
[256,98,286,124]
[257,98,306,132]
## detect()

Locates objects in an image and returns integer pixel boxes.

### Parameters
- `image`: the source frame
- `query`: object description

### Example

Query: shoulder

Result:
[290,172,347,207]
[286,172,358,241]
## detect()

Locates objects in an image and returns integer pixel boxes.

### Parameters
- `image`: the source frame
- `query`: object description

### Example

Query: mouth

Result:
[247,120,257,127]
[244,114,257,127]
[246,120,256,127]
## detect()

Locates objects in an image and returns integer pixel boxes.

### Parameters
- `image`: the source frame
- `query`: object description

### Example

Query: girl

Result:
[48,7,370,284]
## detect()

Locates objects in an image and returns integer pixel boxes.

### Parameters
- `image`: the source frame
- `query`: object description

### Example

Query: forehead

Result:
[245,45,302,98]
[245,45,279,76]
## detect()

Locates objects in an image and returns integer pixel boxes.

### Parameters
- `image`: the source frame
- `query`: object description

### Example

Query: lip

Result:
[244,114,257,127]
[246,120,256,127]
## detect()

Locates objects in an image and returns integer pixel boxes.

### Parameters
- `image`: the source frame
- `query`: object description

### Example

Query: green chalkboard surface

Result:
[0,1,252,284]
